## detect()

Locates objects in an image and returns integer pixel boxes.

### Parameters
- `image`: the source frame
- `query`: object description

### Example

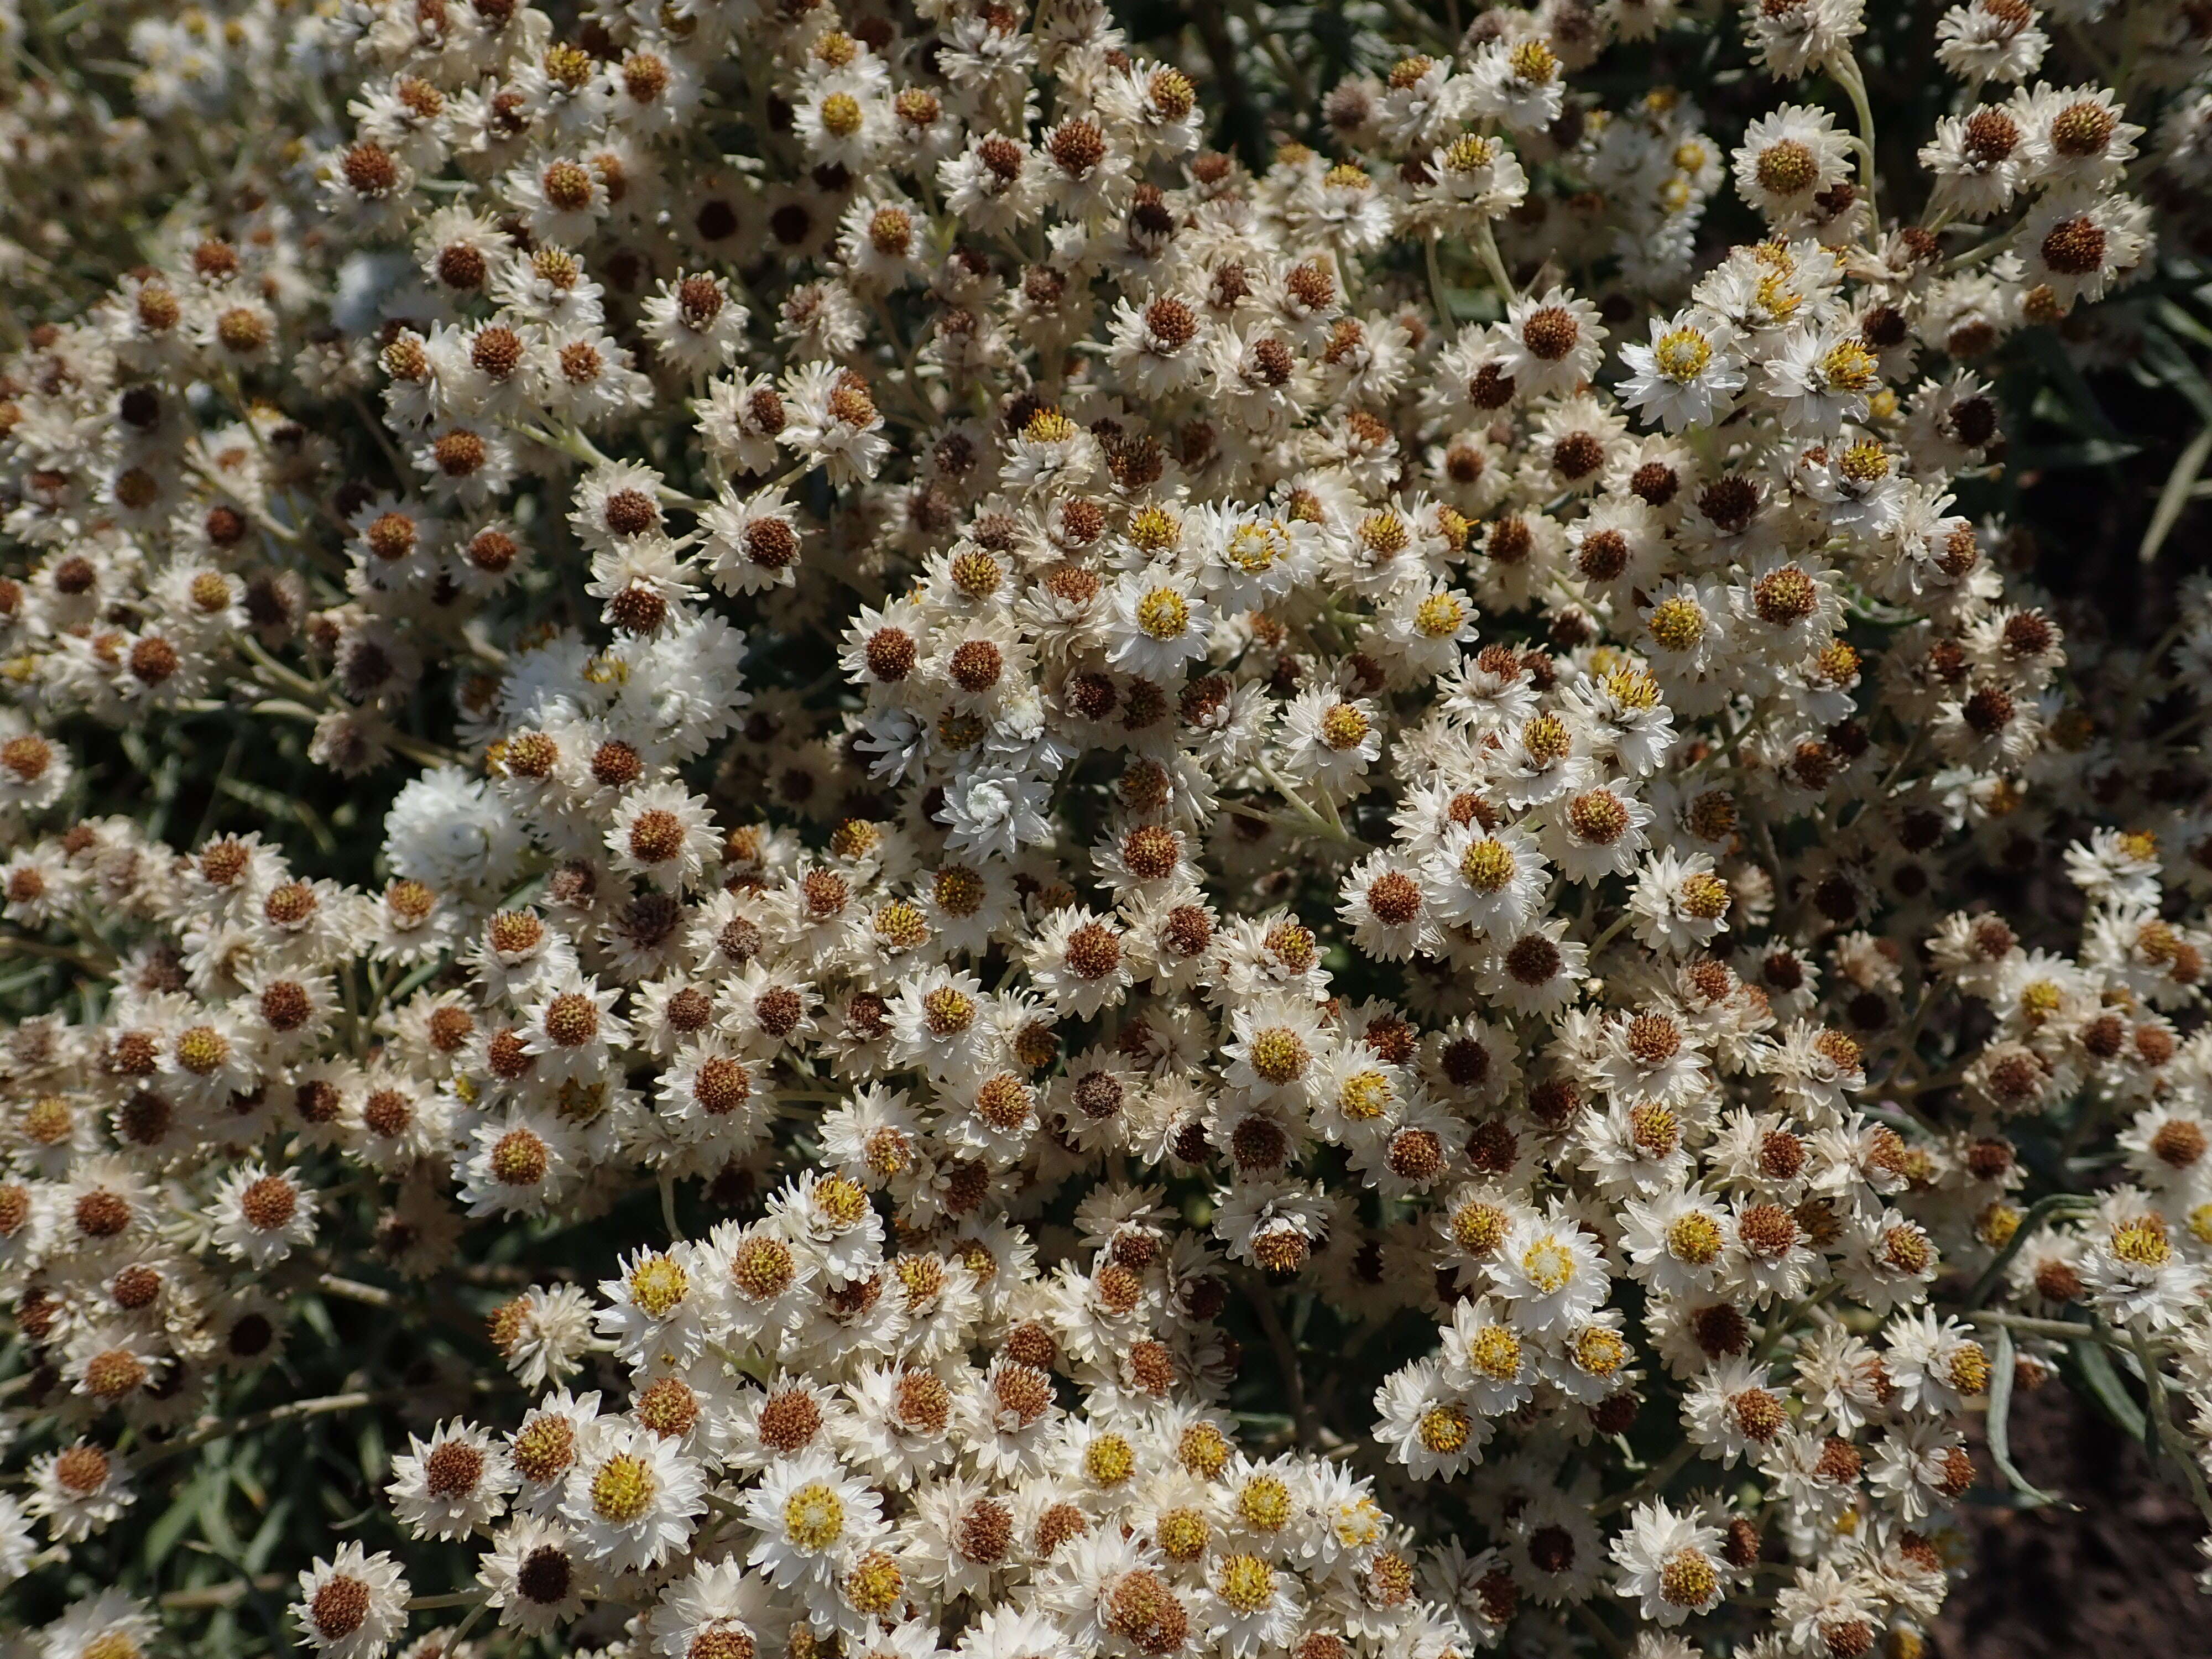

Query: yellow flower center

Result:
[589,1453,658,1523]
[1248,1027,1310,1084]
[1667,1212,1724,1265]
[1653,326,1713,382]
[1216,1553,1275,1614]
[816,1175,870,1227]
[1459,837,1516,893]
[1945,1344,1991,1395]
[1443,134,1498,172]
[1647,596,1705,651]
[627,1255,690,1317]
[1415,593,1465,638]
[1520,1235,1576,1294]
[1084,1433,1136,1486]
[1136,587,1190,640]
[1129,503,1181,552]
[1318,703,1370,750]
[2111,1218,2171,1267]
[1452,1201,1507,1255]
[1418,1404,1472,1453]
[1235,1475,1292,1532]
[844,1551,902,1613]
[784,1481,847,1550]
[1226,521,1286,573]
[1659,1548,1718,1608]
[1573,1327,1628,1375]
[1467,1324,1521,1380]
[1509,38,1557,82]
[1332,1496,1385,1548]
[1819,339,1879,393]
[1338,1070,1394,1121]
[1839,440,1890,483]
[1605,666,1662,708]
[1157,1507,1210,1560]
[1680,873,1731,920]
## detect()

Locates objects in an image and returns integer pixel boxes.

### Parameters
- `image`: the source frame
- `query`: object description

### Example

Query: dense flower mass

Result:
[4,0,2212,1654]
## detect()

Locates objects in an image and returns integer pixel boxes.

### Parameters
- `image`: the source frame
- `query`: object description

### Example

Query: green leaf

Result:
[244,1494,293,1573]
[143,1466,221,1569]
[195,1466,242,1558]
[2140,318,2212,421]
[2141,423,2212,564]
[1963,1192,2094,1310]
[2070,1337,2146,1442]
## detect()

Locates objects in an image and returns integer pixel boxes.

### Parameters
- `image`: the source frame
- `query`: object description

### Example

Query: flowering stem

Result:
[1423,234,1456,327]
[1573,1604,1632,1659]
[316,1271,399,1308]
[1832,51,1879,236]
[0,930,113,976]
[442,1589,494,1650]
[1585,912,1632,955]
[1241,1272,1317,1448]
[1470,216,1515,305]
[1594,1438,1697,1517]
[1939,232,2013,276]
[1256,763,1361,847]
[237,633,325,701]
[144,1388,399,1464]
[1963,1310,2143,1346]
[2131,1323,2212,1524]
[1960,1192,2096,1310]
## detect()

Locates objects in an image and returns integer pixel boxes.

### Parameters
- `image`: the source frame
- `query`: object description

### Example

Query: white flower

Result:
[649,1558,781,1659]
[1608,1500,1725,1626]
[1616,311,1746,431]
[1274,688,1381,795]
[1621,1188,1736,1296]
[1493,1205,1610,1332]
[561,1420,706,1574]
[36,1591,158,1659]
[478,1515,591,1635]
[640,273,748,375]
[294,1545,410,1659]
[607,781,719,891]
[1934,0,2047,83]
[1438,1295,1537,1416]
[700,487,804,595]
[388,1419,517,1540]
[1745,0,1863,78]
[780,359,891,484]
[1107,568,1211,680]
[1200,1550,1304,1656]
[941,769,1054,863]
[1374,1358,1489,1478]
[1425,822,1547,937]
[1629,848,1733,954]
[1496,288,1605,400]
[27,1443,133,1543]
[598,1243,713,1368]
[208,1164,317,1268]
[742,1447,886,1593]
[1025,906,1134,1018]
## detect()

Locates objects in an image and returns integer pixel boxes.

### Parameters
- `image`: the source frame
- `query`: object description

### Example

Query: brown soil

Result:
[1931,1380,2211,1657]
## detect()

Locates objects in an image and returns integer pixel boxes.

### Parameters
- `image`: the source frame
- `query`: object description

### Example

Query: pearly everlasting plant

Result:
[2,0,2212,1655]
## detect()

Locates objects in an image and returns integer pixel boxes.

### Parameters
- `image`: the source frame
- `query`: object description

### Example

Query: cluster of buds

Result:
[3,0,2212,1656]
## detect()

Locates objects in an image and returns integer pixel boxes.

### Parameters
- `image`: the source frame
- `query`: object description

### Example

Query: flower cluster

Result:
[3,0,2212,1655]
